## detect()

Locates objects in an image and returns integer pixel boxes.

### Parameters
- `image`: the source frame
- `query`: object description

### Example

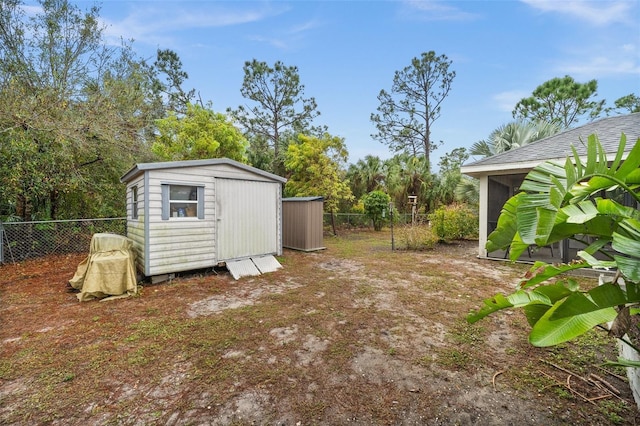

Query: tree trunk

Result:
[49,190,59,220]
[330,210,337,236]
[16,194,31,221]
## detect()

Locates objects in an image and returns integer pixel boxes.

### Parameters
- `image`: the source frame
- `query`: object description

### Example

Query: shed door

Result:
[216,178,279,261]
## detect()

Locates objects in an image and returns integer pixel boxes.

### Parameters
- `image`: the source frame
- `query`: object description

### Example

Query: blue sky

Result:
[87,1,638,166]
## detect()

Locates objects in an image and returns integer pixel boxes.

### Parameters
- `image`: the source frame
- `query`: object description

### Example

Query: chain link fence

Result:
[1,214,425,264]
[1,218,126,264]
[323,213,427,230]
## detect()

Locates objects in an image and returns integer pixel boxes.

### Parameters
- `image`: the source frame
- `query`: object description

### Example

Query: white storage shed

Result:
[120,158,287,279]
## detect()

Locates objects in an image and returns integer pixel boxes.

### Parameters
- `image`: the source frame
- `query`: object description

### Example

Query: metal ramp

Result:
[225,255,282,280]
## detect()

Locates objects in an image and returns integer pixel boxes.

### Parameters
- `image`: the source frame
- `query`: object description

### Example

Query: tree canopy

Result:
[512,75,604,128]
[0,0,164,219]
[371,51,455,170]
[284,133,353,214]
[230,59,321,176]
[153,103,247,162]
[611,93,640,114]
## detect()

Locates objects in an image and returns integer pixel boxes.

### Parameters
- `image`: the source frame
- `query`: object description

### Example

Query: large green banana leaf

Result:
[470,133,640,347]
[529,299,618,347]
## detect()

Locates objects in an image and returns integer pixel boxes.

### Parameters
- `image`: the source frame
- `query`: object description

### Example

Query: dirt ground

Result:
[1,230,638,425]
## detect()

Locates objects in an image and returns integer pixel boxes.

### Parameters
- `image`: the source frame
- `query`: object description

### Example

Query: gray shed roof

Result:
[282,196,324,202]
[121,157,287,183]
[461,113,640,177]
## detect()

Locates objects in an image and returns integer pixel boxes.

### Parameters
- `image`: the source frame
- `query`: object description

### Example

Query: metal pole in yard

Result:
[0,222,3,263]
[389,202,394,251]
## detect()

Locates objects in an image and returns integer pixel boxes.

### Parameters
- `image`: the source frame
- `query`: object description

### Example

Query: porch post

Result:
[478,175,489,258]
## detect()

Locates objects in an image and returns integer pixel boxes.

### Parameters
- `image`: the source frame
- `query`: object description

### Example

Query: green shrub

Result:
[396,224,439,250]
[428,203,478,242]
[362,190,391,231]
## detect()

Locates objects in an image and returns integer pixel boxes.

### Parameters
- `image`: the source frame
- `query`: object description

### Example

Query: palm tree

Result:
[384,153,432,213]
[347,155,385,201]
[462,120,561,204]
[455,177,479,205]
[470,120,561,159]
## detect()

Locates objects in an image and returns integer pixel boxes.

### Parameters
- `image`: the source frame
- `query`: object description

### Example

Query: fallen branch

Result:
[590,373,621,395]
[594,364,627,382]
[539,359,591,385]
[537,369,596,405]
[492,370,505,390]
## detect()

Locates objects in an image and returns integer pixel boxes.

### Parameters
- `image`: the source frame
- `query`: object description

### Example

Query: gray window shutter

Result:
[161,184,169,220]
[197,186,205,219]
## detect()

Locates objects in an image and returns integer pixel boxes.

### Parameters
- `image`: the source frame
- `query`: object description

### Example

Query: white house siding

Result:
[126,175,146,271]
[146,166,216,276]
[215,178,281,261]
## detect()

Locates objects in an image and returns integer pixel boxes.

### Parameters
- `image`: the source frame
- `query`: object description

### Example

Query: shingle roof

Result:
[460,113,640,176]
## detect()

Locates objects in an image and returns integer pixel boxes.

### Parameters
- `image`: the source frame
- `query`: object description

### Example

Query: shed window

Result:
[131,186,139,220]
[161,184,204,220]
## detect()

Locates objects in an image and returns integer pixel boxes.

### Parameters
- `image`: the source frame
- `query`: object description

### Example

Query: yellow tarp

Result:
[69,233,138,302]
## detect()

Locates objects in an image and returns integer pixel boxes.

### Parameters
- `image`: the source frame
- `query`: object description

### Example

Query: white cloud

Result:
[289,19,322,35]
[101,3,287,48]
[246,35,290,50]
[557,56,640,78]
[521,0,635,26]
[553,41,640,78]
[400,0,481,21]
[492,90,528,112]
[247,18,322,51]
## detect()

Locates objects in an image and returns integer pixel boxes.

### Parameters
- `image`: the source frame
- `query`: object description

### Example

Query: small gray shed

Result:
[120,158,287,278]
[282,197,325,252]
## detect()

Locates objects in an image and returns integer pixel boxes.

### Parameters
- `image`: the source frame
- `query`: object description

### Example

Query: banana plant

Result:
[468,133,640,350]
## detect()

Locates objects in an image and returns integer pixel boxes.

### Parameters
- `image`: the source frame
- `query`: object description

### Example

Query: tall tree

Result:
[371,51,455,169]
[470,120,561,159]
[435,147,468,206]
[0,0,158,219]
[610,93,640,114]
[284,133,354,234]
[512,75,605,128]
[152,48,196,115]
[152,103,247,162]
[230,59,320,175]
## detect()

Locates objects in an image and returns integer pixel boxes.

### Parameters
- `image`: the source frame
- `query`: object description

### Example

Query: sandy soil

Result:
[1,231,638,425]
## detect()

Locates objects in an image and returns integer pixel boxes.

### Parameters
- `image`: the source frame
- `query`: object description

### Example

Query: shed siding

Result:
[282,199,324,251]
[122,159,285,277]
[216,178,281,261]
[126,175,146,272]
[146,167,216,275]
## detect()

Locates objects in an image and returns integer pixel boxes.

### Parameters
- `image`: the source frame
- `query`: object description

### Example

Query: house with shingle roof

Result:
[460,112,640,261]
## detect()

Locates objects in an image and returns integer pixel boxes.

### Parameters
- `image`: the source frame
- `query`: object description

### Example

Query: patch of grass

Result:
[296,400,327,422]
[415,354,434,368]
[598,400,627,424]
[326,340,355,363]
[127,343,163,367]
[355,283,375,297]
[547,328,617,373]
[436,348,472,369]
[505,347,519,356]
[447,320,485,346]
